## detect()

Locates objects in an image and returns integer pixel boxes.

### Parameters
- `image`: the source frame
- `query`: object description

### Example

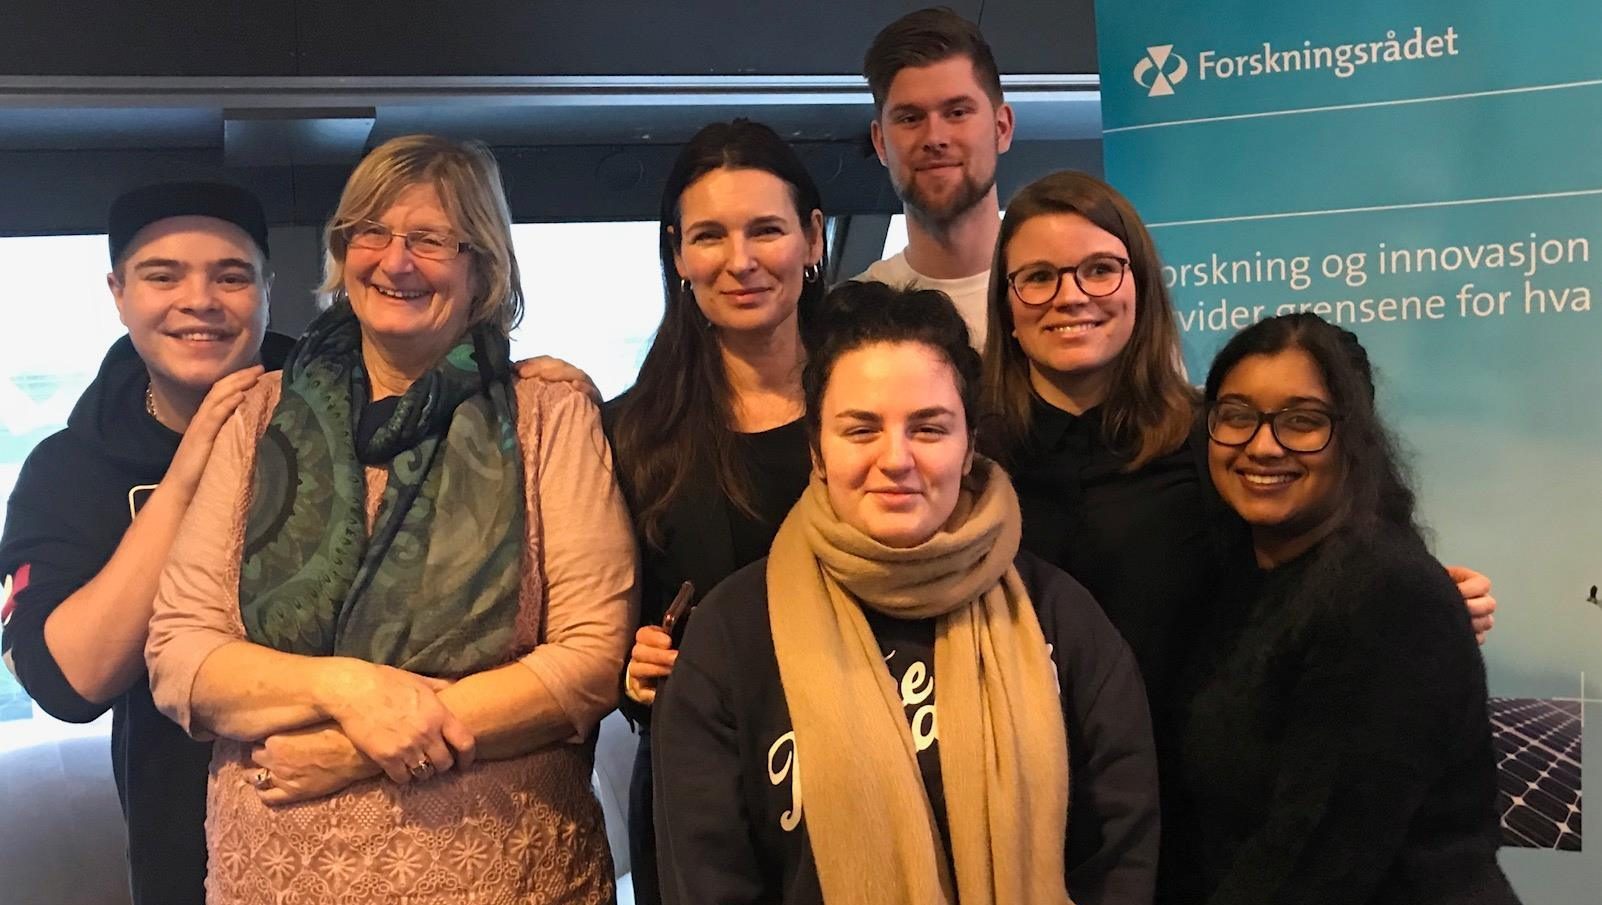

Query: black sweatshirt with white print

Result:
[652,551,1160,905]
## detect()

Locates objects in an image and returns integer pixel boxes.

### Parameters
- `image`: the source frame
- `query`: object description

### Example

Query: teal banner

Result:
[1096,1,1600,899]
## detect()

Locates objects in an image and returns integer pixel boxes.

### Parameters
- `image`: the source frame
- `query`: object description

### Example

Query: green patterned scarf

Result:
[239,300,524,676]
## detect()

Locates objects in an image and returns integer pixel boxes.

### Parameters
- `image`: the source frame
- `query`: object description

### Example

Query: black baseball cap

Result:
[108,181,270,267]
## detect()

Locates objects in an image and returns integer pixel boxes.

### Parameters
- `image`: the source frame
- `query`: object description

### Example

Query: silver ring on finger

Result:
[251,768,273,790]
[409,756,435,781]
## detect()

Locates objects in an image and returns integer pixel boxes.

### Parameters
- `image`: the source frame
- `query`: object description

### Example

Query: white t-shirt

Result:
[852,251,992,349]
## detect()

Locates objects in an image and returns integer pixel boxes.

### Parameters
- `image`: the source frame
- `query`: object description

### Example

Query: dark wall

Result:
[0,0,1100,236]
[0,1,296,76]
[0,139,1101,237]
[0,0,1094,77]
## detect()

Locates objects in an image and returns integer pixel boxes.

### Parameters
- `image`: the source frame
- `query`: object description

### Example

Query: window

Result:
[507,221,664,401]
[882,214,908,260]
[0,233,125,747]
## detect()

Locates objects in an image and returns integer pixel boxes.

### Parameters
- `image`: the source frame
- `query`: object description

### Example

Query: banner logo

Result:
[1133,44,1189,96]
[1133,28,1461,99]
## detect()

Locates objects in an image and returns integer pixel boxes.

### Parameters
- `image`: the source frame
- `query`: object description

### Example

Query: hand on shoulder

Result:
[514,356,601,404]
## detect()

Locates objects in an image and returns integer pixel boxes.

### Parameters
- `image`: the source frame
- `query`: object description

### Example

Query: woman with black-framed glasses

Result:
[981,171,1212,709]
[1165,312,1519,904]
[978,172,1504,902]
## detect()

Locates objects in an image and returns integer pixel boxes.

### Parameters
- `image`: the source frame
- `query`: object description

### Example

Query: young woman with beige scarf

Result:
[650,281,1159,905]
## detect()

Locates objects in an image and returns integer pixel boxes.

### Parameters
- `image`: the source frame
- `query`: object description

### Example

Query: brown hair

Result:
[862,6,1004,114]
[981,170,1196,469]
[319,134,524,333]
[802,280,982,456]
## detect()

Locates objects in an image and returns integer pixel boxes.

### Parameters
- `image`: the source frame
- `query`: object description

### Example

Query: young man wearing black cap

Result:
[0,182,293,905]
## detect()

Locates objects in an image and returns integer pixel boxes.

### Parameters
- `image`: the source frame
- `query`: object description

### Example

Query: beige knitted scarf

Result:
[766,458,1072,905]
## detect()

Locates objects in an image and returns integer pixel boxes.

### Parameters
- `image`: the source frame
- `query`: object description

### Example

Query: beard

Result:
[894,164,995,232]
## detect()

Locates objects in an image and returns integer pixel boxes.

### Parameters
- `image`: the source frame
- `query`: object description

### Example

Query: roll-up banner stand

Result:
[1095,2,1599,898]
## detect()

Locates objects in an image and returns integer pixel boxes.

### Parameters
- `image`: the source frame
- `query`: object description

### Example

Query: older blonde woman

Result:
[146,134,636,904]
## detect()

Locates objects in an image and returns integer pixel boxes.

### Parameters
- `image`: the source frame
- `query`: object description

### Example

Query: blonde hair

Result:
[318,134,524,333]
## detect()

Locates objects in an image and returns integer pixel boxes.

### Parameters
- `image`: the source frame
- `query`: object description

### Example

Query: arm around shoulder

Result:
[146,380,339,739]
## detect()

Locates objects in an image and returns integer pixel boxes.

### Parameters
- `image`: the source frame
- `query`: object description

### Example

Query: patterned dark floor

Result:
[1491,697,1582,850]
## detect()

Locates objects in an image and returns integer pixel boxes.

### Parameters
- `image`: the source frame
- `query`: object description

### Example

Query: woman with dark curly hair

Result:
[1167,313,1520,904]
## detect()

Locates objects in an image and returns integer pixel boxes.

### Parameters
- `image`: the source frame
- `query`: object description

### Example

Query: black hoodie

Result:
[1,332,292,905]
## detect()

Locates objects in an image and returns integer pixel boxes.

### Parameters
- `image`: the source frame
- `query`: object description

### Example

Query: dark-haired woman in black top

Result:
[603,118,823,905]
[1166,312,1519,904]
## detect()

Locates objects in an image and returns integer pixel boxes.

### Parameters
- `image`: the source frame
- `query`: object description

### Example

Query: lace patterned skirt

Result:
[204,741,614,904]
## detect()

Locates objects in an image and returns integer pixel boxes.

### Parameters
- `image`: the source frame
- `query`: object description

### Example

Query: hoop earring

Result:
[803,263,821,284]
[680,278,694,297]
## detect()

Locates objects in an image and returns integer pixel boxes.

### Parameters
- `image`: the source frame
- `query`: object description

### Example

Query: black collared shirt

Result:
[1007,396,1234,704]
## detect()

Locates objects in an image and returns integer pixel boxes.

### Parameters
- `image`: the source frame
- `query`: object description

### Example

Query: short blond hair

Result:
[319,134,524,333]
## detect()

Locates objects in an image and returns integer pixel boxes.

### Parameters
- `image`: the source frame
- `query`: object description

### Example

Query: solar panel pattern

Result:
[1492,697,1582,851]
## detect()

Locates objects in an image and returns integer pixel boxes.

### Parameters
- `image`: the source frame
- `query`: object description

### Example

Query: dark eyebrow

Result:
[682,219,724,235]
[1008,251,1123,273]
[211,258,258,275]
[1283,396,1334,408]
[1216,393,1332,409]
[1008,258,1058,272]
[888,93,979,116]
[833,407,957,422]
[132,258,183,271]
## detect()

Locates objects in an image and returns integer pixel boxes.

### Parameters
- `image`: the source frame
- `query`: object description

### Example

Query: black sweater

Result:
[600,401,812,905]
[651,552,1160,905]
[0,333,291,905]
[1006,397,1236,704]
[1166,532,1520,905]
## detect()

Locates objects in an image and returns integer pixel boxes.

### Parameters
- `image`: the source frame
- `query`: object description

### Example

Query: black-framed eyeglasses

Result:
[346,220,472,261]
[1006,255,1130,306]
[1206,401,1340,453]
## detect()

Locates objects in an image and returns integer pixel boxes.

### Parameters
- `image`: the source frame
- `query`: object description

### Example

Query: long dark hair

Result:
[1203,312,1419,541]
[610,119,827,548]
[1205,314,1429,637]
[980,170,1195,468]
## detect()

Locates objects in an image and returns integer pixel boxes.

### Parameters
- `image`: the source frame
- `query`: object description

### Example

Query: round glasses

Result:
[1207,401,1339,453]
[1006,255,1130,306]
[346,221,471,261]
